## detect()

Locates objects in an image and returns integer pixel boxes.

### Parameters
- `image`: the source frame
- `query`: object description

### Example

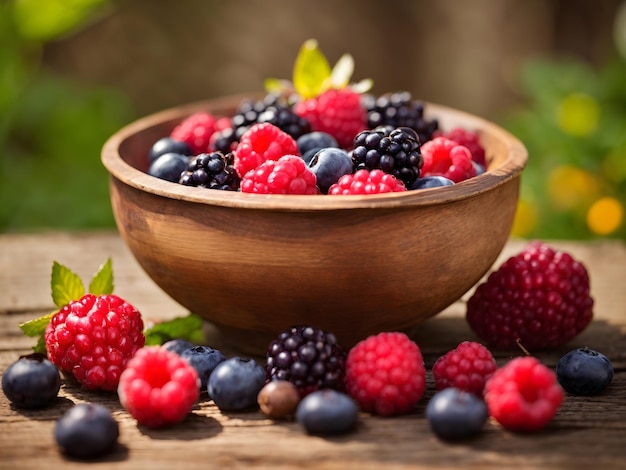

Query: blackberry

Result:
[266,325,346,397]
[363,91,438,144]
[179,152,240,191]
[351,126,423,186]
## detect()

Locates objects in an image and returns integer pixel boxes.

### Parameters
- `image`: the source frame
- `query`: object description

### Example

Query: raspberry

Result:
[328,169,406,195]
[233,122,299,177]
[432,341,497,396]
[420,136,477,183]
[484,356,563,432]
[433,127,486,168]
[295,88,367,149]
[466,241,594,350]
[170,112,217,154]
[345,332,426,416]
[266,325,347,397]
[240,154,319,195]
[118,346,200,428]
[45,294,145,392]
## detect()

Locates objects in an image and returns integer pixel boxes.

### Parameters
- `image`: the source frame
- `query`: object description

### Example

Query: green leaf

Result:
[143,313,207,346]
[293,39,332,99]
[263,78,294,96]
[51,261,84,307]
[88,257,113,295]
[329,53,354,89]
[19,312,55,337]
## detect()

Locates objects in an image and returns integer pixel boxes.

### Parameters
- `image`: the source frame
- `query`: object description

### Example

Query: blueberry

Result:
[425,388,488,440]
[409,175,455,191]
[180,345,226,392]
[54,403,119,458]
[207,357,266,411]
[308,148,354,193]
[148,152,190,183]
[302,147,324,165]
[2,353,61,409]
[297,131,338,156]
[162,338,196,355]
[556,347,614,396]
[296,389,358,435]
[149,137,192,162]
[472,161,486,175]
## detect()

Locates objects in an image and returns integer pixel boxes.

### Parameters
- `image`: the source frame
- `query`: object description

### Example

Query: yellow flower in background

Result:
[587,197,624,235]
[511,199,538,237]
[558,93,599,137]
[547,165,598,211]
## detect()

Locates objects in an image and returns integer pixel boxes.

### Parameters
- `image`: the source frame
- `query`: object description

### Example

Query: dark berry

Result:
[162,338,195,355]
[54,404,119,458]
[556,347,614,396]
[409,175,455,191]
[297,131,339,157]
[180,345,226,392]
[308,148,354,193]
[207,357,266,411]
[148,137,193,162]
[296,389,358,435]
[179,152,240,191]
[148,152,190,183]
[426,388,488,440]
[257,380,301,419]
[2,353,61,409]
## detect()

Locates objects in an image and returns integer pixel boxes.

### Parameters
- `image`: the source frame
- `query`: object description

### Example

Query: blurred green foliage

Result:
[0,0,134,232]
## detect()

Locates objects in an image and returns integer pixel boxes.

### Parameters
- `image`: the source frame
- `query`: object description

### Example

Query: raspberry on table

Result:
[432,341,497,396]
[233,122,300,177]
[328,169,406,195]
[466,241,594,350]
[433,127,486,168]
[170,112,217,155]
[240,154,319,195]
[118,346,200,428]
[44,294,145,392]
[420,136,477,183]
[295,88,367,149]
[345,332,426,416]
[484,356,563,432]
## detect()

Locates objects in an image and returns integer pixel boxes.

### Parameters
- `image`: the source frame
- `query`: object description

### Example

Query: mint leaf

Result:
[144,313,206,346]
[19,312,55,337]
[89,258,114,295]
[293,39,331,99]
[51,261,85,307]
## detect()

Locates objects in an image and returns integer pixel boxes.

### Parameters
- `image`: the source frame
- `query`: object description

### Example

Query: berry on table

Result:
[425,387,489,440]
[328,169,406,195]
[484,356,563,432]
[178,152,240,191]
[148,137,192,163]
[556,347,614,396]
[180,345,226,392]
[433,127,486,168]
[44,293,145,392]
[2,353,61,409]
[257,380,301,419]
[118,346,200,428]
[170,111,218,154]
[148,152,190,183]
[54,403,119,459]
[296,389,358,436]
[308,147,353,193]
[207,357,267,411]
[466,241,594,350]
[432,341,497,396]
[345,332,426,416]
[240,154,319,195]
[420,136,477,183]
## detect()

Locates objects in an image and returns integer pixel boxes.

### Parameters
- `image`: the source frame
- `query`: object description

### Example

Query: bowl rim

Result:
[101,95,528,211]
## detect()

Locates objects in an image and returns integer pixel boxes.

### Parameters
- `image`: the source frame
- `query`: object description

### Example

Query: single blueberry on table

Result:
[207,357,266,411]
[556,347,614,396]
[425,387,488,440]
[148,152,190,183]
[180,345,226,392]
[149,137,192,162]
[308,148,354,193]
[296,389,358,436]
[2,353,61,409]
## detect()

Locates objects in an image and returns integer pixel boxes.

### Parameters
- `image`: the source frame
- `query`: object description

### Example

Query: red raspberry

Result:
[420,136,477,183]
[118,346,200,428]
[432,341,497,396]
[466,241,594,350]
[345,332,426,416]
[170,112,217,154]
[433,127,486,168]
[240,154,319,195]
[328,169,406,195]
[294,88,366,149]
[45,294,145,392]
[233,123,299,177]
[484,356,563,432]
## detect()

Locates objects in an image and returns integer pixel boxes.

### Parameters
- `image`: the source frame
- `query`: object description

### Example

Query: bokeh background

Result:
[2,0,626,239]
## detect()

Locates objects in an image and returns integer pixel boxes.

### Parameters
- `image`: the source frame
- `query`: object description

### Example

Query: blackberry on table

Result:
[179,152,240,191]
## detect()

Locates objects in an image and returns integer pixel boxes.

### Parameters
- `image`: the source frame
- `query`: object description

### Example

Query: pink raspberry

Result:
[295,88,367,149]
[170,112,217,154]
[118,346,200,428]
[240,155,319,195]
[433,127,486,168]
[45,294,145,392]
[484,356,563,432]
[345,332,426,416]
[328,169,406,195]
[432,341,497,396]
[466,241,594,350]
[420,136,477,183]
[233,123,299,177]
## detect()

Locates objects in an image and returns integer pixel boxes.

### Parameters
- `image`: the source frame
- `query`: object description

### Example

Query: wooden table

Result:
[1,232,625,469]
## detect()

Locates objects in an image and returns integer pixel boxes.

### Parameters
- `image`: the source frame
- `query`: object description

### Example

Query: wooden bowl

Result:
[101,95,528,355]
